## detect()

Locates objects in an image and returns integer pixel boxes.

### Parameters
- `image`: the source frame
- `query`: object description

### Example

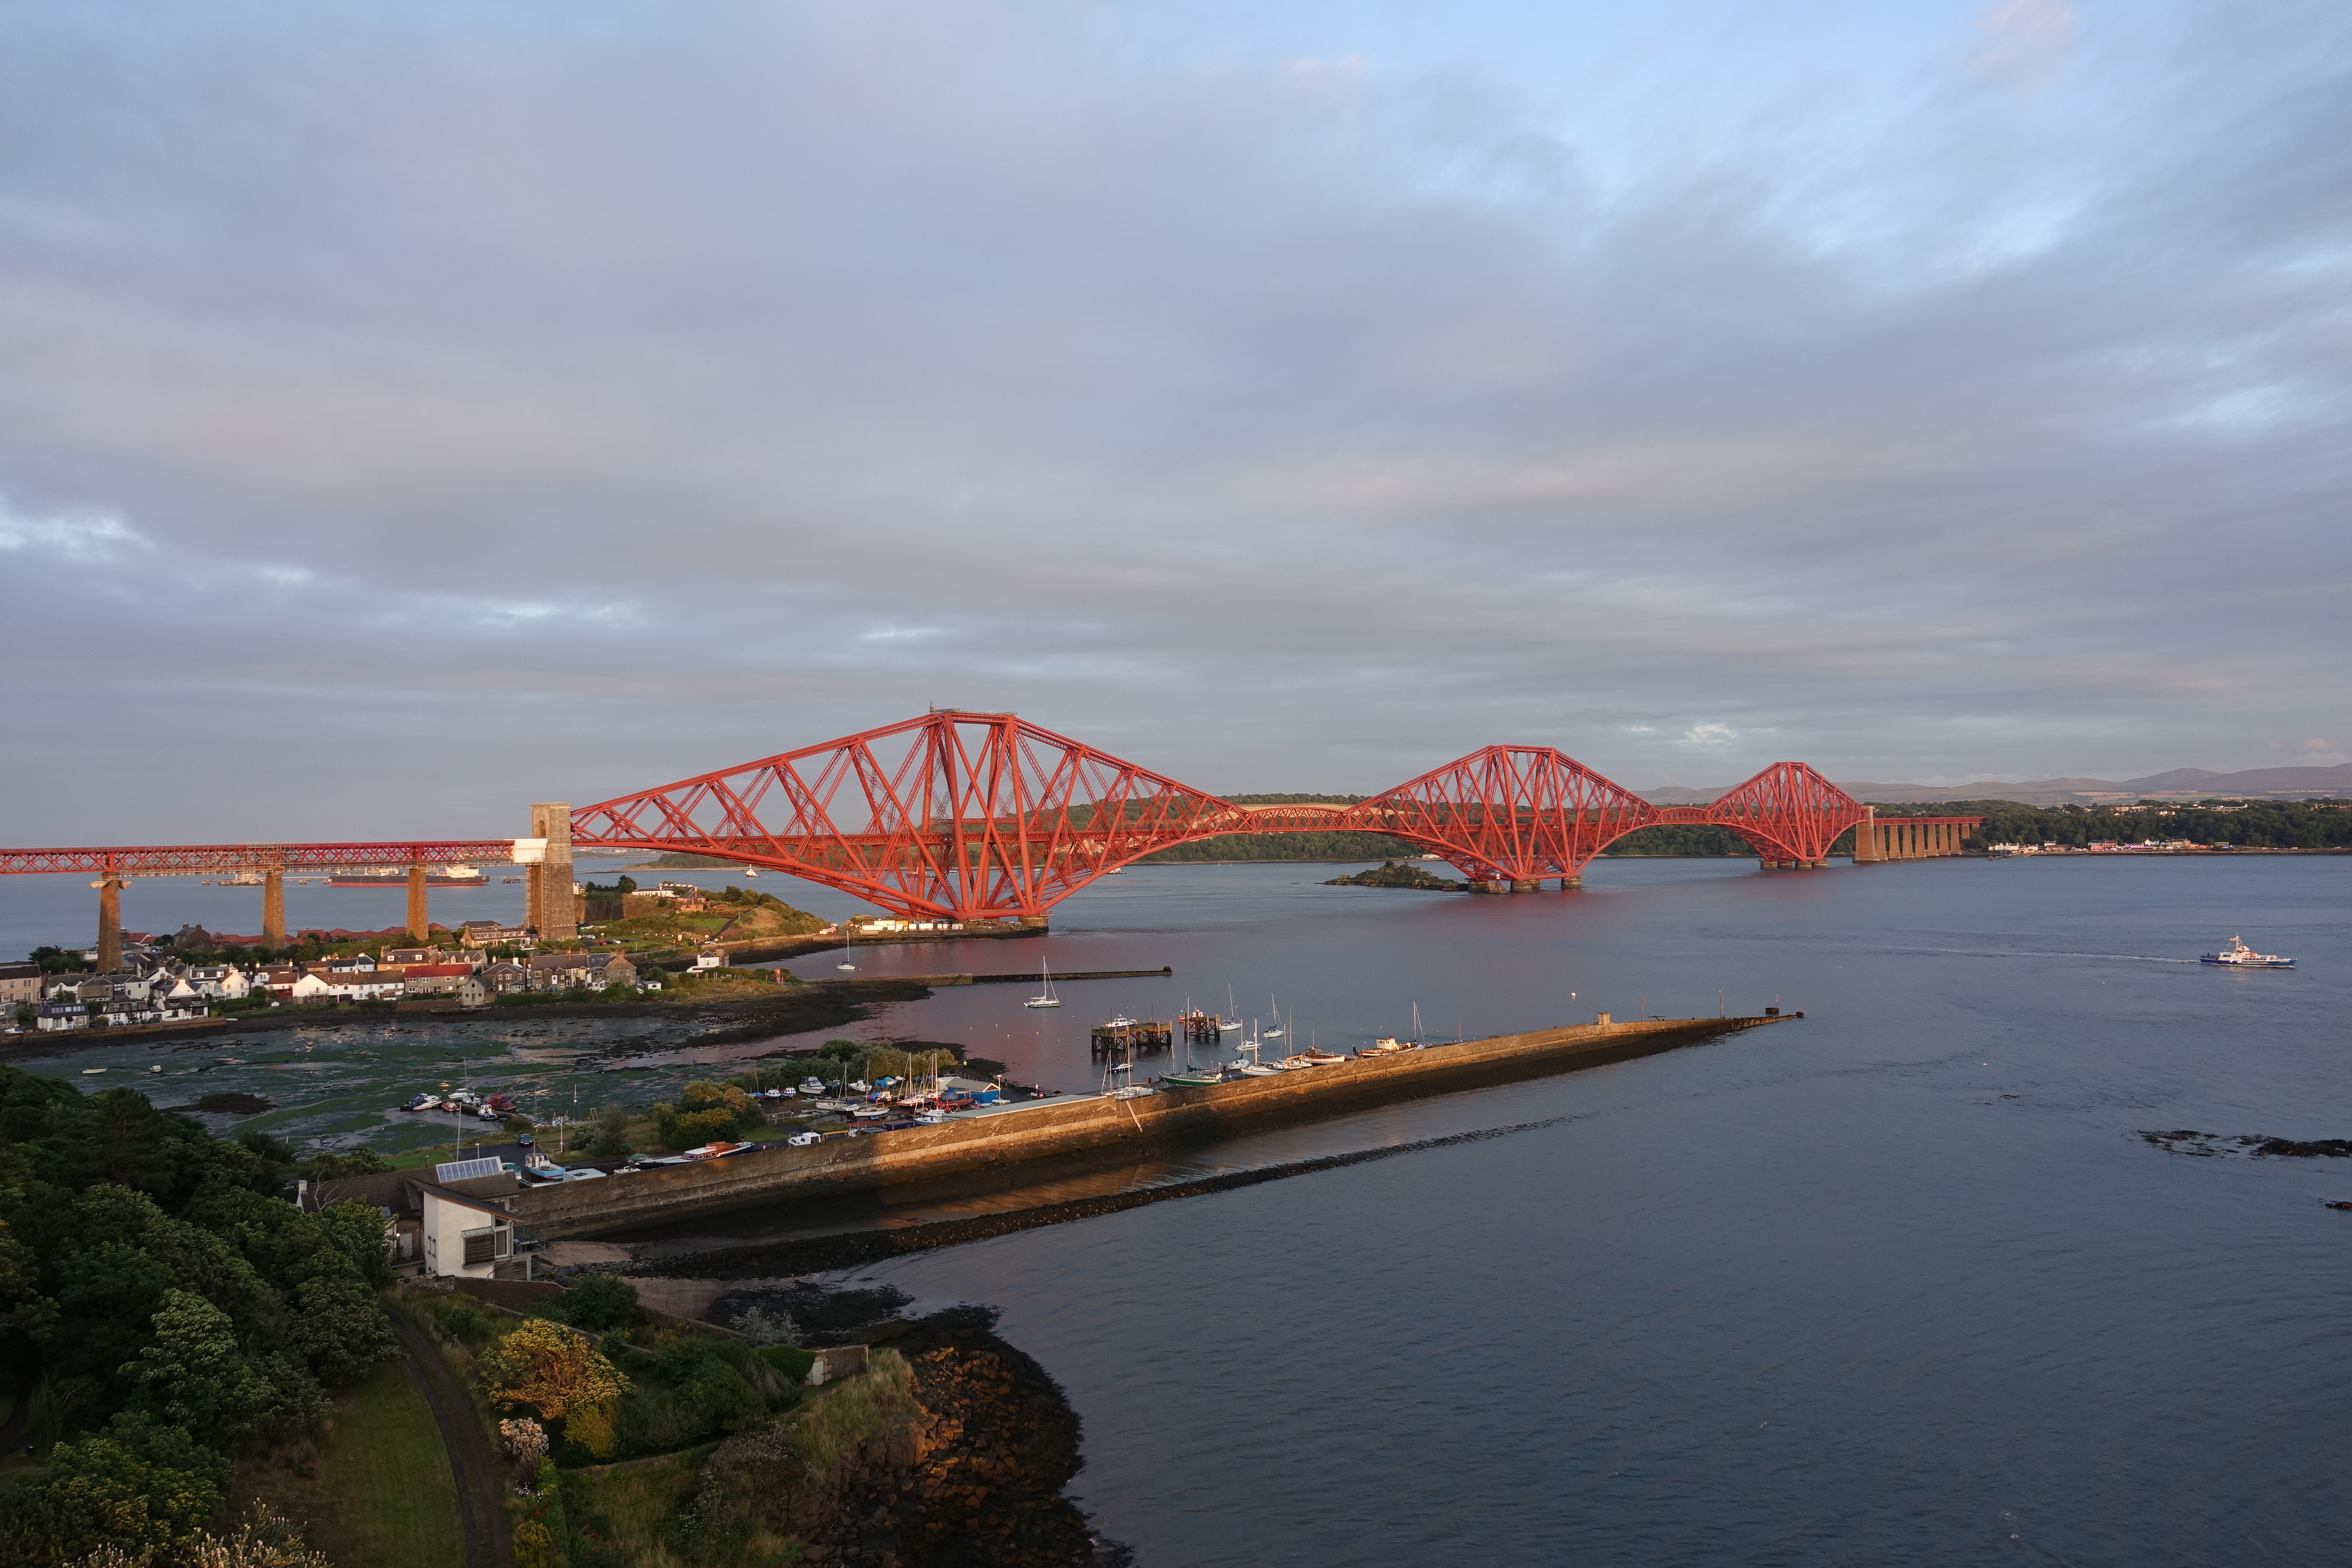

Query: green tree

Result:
[0,1413,230,1568]
[122,1290,275,1443]
[287,1275,398,1388]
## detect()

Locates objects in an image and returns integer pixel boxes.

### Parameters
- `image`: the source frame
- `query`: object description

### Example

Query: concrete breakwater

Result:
[512,1011,1797,1239]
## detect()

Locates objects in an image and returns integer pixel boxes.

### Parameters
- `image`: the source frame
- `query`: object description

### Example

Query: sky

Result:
[1,0,2347,841]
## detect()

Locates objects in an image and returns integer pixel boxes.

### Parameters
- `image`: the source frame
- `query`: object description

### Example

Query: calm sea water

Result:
[8,855,2349,1561]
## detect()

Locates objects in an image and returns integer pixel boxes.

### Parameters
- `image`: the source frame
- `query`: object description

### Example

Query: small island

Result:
[1324,860,1466,890]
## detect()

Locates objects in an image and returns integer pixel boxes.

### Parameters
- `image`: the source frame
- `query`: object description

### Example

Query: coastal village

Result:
[1,877,841,1035]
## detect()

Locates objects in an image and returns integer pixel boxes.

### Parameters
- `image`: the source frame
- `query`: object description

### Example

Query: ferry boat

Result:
[2200,935,2294,969]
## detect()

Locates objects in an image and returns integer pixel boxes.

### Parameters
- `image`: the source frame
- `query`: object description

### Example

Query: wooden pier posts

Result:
[1090,1018,1173,1054]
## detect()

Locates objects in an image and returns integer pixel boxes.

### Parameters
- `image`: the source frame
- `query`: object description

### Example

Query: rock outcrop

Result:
[705,1307,1119,1567]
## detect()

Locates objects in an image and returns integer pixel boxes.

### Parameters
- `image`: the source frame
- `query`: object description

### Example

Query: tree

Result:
[287,1275,398,1388]
[0,1413,230,1568]
[309,1197,396,1287]
[586,1106,632,1158]
[477,1319,627,1422]
[122,1291,274,1444]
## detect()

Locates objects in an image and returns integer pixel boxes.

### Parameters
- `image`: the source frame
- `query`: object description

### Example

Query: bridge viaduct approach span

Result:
[1,711,1981,964]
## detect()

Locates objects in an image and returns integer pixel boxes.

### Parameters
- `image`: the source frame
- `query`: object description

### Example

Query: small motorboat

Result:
[682,1140,753,1161]
[80,1068,105,1076]
[1299,1048,1347,1066]
[1104,1013,1138,1028]
[799,1077,826,1094]
[2200,935,2293,968]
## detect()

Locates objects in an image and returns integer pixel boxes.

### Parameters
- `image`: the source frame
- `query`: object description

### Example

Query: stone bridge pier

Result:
[1849,807,1984,863]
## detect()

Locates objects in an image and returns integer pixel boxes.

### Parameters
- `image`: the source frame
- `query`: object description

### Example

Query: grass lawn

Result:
[237,1359,463,1568]
[563,1444,725,1568]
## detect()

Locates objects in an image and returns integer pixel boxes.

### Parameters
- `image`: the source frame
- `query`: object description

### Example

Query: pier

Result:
[1089,1018,1173,1054]
[507,1010,1799,1238]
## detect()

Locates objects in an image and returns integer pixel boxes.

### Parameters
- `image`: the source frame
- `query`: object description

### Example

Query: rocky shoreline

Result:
[675,1282,1128,1566]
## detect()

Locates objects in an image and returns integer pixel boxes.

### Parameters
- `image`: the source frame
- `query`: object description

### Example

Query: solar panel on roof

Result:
[435,1157,504,1183]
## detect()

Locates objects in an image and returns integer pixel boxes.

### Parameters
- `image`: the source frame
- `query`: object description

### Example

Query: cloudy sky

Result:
[2,0,2347,840]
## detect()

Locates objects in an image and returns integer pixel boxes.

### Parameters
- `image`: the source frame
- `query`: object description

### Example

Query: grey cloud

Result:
[0,1,2348,840]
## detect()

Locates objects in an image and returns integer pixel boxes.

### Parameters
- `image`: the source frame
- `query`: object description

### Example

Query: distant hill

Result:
[1641,762,2352,808]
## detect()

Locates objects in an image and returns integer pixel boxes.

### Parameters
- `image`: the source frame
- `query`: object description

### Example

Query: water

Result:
[7,855,2348,1560]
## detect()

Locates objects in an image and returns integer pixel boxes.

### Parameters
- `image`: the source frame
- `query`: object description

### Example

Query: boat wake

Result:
[1873,945,2200,964]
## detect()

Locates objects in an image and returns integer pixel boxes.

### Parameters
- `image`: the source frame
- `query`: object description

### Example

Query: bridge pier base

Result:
[1470,880,1508,894]
[263,871,286,947]
[1019,915,1051,932]
[1560,875,1583,890]
[1851,805,1882,863]
[96,875,123,973]
[526,803,577,941]
[1509,879,1541,893]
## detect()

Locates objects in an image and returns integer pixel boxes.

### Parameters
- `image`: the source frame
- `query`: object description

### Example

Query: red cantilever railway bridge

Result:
[0,711,1922,927]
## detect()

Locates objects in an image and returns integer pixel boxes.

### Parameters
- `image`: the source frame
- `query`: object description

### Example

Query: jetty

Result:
[508,1010,1800,1239]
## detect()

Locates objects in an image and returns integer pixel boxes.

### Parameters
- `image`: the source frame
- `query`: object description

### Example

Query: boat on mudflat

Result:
[2200,935,2294,969]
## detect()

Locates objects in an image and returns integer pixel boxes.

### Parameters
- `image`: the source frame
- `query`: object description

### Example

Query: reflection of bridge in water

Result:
[1,710,1980,969]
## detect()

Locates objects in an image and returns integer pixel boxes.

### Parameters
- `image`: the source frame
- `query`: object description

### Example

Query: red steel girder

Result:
[0,722,1882,915]
[1705,761,1869,864]
[1344,745,1661,882]
[569,711,1231,921]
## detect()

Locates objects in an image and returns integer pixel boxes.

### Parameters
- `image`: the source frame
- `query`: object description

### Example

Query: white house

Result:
[182,965,250,1000]
[290,970,402,1002]
[419,1184,515,1278]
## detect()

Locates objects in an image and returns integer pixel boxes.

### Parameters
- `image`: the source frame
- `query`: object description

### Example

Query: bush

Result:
[535,1276,641,1334]
[756,1344,815,1383]
[420,1296,499,1350]
[564,1400,619,1462]
[584,1108,631,1158]
[615,1383,701,1455]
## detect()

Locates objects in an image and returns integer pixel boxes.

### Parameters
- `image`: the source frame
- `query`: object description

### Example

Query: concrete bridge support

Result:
[263,871,286,947]
[96,875,123,972]
[407,866,429,942]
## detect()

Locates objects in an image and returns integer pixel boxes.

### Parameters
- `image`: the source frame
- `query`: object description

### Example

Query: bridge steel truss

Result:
[0,714,1891,924]
[563,711,1878,921]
